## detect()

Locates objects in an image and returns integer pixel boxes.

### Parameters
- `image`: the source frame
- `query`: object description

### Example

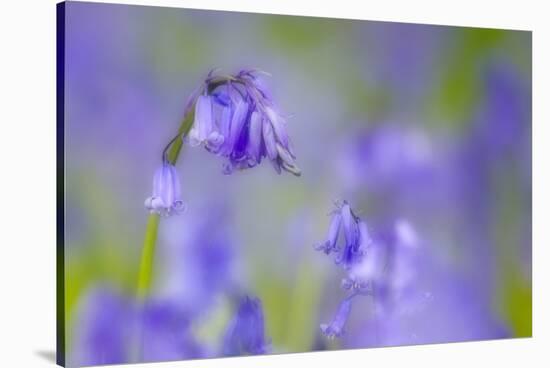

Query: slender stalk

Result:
[136,214,160,299]
[136,107,196,300]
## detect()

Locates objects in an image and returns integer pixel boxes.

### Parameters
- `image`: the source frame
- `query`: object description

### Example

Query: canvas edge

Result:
[56,2,66,367]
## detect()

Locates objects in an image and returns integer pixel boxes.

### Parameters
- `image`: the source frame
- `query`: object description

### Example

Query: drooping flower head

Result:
[222,295,269,356]
[187,69,301,176]
[144,161,185,217]
[314,200,371,269]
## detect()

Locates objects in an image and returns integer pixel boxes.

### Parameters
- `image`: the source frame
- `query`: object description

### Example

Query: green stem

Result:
[136,107,196,300]
[136,214,160,299]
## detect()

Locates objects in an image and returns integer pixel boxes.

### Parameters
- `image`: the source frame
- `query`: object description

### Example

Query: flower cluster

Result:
[187,69,301,176]
[314,202,424,340]
[314,200,373,338]
[314,200,371,270]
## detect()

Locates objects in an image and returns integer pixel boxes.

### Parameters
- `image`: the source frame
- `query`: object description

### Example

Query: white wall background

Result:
[0,0,547,367]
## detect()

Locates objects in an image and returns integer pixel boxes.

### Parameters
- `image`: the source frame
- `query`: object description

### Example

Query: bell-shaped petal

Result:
[189,95,214,146]
[246,111,263,165]
[145,162,185,217]
[341,202,359,248]
[314,212,342,254]
[320,297,353,338]
[227,100,249,152]
[262,118,278,160]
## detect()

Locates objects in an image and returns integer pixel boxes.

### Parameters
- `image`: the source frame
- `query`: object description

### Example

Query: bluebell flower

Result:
[186,69,301,176]
[188,94,225,151]
[320,297,353,339]
[314,201,370,269]
[222,296,269,356]
[144,161,185,216]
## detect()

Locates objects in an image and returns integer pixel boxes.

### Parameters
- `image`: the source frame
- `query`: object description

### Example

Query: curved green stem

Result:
[136,107,196,300]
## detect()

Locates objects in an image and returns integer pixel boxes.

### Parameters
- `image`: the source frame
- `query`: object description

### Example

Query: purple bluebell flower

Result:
[314,201,370,269]
[222,296,269,356]
[188,94,225,151]
[320,297,353,339]
[186,69,301,176]
[144,161,185,216]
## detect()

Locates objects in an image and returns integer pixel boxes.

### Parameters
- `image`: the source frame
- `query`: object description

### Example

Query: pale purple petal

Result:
[193,95,214,143]
[265,106,289,147]
[228,100,248,151]
[341,202,358,247]
[321,298,353,338]
[262,119,278,160]
[247,111,263,164]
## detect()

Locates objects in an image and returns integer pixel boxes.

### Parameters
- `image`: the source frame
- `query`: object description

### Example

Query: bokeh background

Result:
[62,1,531,366]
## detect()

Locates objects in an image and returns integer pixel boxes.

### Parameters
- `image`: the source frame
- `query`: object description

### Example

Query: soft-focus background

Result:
[63,1,531,365]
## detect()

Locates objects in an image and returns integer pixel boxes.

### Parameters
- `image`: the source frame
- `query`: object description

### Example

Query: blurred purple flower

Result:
[320,297,353,339]
[346,266,509,348]
[315,203,421,339]
[186,69,301,176]
[160,204,236,315]
[315,200,375,339]
[144,161,186,216]
[478,63,530,159]
[70,287,205,365]
[139,301,204,362]
[70,288,131,366]
[336,124,439,200]
[222,296,269,356]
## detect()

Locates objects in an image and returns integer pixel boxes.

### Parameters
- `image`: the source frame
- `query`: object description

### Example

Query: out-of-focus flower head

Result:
[187,69,301,176]
[70,287,132,367]
[314,200,423,339]
[158,203,236,318]
[139,301,204,361]
[314,200,373,339]
[69,287,205,365]
[222,295,269,356]
[336,124,440,205]
[144,161,185,216]
[349,219,420,313]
